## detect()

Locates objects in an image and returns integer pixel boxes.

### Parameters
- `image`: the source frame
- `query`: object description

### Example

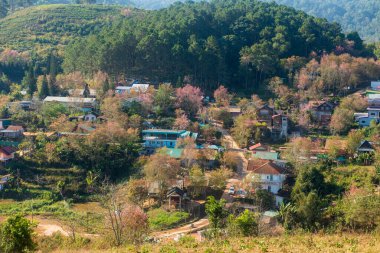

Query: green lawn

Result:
[148,208,190,230]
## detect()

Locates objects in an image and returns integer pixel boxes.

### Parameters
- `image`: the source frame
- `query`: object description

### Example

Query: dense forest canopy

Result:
[265,0,380,42]
[2,0,380,42]
[63,0,349,91]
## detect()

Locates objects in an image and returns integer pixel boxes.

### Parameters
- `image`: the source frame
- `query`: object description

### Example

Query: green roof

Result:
[142,129,186,134]
[253,151,279,160]
[366,89,380,95]
[165,148,184,159]
[142,129,198,140]
[0,141,19,147]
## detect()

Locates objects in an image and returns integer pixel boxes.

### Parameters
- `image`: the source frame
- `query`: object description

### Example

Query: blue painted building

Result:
[142,129,198,150]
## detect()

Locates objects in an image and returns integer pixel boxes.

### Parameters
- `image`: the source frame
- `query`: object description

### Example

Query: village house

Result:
[7,101,35,111]
[357,140,375,154]
[355,105,380,127]
[247,160,288,206]
[271,113,288,139]
[257,104,275,126]
[167,187,188,210]
[371,81,380,91]
[0,125,24,138]
[227,106,242,119]
[43,96,97,112]
[0,174,12,190]
[0,147,17,162]
[69,112,99,122]
[252,150,279,160]
[368,96,380,106]
[142,129,198,152]
[256,105,288,139]
[303,100,335,125]
[115,83,150,95]
[249,143,269,152]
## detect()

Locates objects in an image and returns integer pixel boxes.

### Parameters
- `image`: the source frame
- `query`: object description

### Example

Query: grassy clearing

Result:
[71,202,106,214]
[148,208,190,230]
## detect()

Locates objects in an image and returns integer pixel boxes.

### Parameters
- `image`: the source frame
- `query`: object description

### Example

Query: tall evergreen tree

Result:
[83,83,90,98]
[48,52,58,95]
[22,65,37,97]
[39,75,49,99]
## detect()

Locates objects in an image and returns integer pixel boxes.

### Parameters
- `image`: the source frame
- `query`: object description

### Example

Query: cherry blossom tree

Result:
[104,184,149,245]
[173,109,190,130]
[214,85,232,107]
[176,84,203,118]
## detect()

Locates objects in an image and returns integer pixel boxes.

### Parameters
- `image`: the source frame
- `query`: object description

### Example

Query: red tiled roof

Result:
[247,159,270,171]
[249,143,267,151]
[0,147,17,155]
[251,161,286,175]
[7,125,23,131]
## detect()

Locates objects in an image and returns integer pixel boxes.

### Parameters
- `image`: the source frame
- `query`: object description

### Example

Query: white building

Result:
[115,84,150,95]
[271,114,288,139]
[43,96,97,112]
[248,160,288,206]
[371,81,380,91]
[355,106,380,127]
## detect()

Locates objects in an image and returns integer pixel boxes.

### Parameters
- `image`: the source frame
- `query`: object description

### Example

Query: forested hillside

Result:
[63,0,347,91]
[0,5,123,52]
[266,0,380,42]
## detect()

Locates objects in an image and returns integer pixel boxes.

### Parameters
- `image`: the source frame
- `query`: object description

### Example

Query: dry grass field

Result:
[46,233,380,253]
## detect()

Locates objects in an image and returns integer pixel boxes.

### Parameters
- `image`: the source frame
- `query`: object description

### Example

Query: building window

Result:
[370,113,376,116]
[270,175,273,181]
[268,186,271,192]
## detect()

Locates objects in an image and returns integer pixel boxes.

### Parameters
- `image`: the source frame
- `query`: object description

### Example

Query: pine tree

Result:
[102,78,110,94]
[22,65,37,97]
[48,52,58,95]
[83,83,90,98]
[39,75,49,99]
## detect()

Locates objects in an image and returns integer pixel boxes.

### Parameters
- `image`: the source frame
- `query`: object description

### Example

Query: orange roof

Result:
[249,143,267,151]
[251,161,286,175]
[7,125,23,131]
[247,159,270,171]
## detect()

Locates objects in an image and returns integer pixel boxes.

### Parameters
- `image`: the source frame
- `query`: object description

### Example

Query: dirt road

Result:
[152,218,210,240]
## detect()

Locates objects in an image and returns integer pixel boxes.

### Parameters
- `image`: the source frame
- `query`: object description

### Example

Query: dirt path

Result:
[38,224,69,236]
[152,218,209,240]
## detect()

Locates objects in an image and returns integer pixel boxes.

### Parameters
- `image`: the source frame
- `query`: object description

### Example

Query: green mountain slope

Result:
[265,0,380,42]
[0,4,123,52]
[63,0,345,89]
